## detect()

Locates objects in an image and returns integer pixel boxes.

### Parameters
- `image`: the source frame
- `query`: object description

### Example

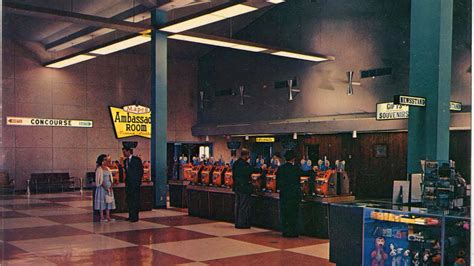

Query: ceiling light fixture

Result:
[347,71,354,95]
[45,54,96,68]
[271,51,328,62]
[293,132,298,140]
[90,35,150,55]
[169,33,333,62]
[267,0,285,3]
[160,4,257,33]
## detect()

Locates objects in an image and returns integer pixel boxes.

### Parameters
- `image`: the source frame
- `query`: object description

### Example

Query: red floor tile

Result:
[1,225,92,241]
[42,246,192,265]
[6,203,70,210]
[42,213,95,224]
[44,197,92,203]
[0,242,30,260]
[0,211,30,218]
[0,195,29,200]
[102,227,214,245]
[143,215,214,226]
[226,231,329,249]
[204,250,335,266]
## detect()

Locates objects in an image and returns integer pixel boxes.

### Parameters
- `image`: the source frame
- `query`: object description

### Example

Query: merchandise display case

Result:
[329,202,470,266]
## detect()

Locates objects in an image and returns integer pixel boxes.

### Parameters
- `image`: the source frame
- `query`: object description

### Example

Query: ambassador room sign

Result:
[110,104,151,139]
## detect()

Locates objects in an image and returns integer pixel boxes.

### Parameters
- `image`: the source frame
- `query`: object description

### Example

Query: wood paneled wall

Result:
[298,131,470,199]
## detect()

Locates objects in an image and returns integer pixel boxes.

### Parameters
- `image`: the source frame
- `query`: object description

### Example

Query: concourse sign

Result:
[394,95,426,107]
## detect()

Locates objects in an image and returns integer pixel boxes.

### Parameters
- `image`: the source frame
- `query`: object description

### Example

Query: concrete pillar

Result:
[407,0,453,173]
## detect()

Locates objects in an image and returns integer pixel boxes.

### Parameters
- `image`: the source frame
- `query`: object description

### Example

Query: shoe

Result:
[100,219,108,224]
[235,226,251,229]
[107,218,116,222]
[130,219,139,223]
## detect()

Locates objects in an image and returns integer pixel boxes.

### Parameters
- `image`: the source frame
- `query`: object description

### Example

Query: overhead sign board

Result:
[449,101,462,111]
[376,102,409,121]
[256,137,275,143]
[394,95,426,107]
[109,104,151,139]
[6,116,93,128]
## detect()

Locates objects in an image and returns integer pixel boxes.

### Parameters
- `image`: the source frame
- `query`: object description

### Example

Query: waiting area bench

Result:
[29,173,75,193]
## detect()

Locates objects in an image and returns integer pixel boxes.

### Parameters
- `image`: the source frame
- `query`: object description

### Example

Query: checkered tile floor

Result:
[0,192,334,265]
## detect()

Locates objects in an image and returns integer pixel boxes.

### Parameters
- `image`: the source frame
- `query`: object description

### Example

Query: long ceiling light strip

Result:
[160,4,258,33]
[45,54,96,68]
[90,35,150,55]
[169,33,333,62]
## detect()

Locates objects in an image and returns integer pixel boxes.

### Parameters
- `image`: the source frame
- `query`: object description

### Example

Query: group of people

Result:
[232,148,311,237]
[94,145,144,223]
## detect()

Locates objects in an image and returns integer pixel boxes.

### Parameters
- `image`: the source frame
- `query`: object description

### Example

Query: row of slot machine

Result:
[106,157,151,183]
[181,158,350,197]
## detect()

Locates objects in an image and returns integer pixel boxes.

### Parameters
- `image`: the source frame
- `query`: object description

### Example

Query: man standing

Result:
[277,149,311,237]
[122,143,144,222]
[232,149,258,229]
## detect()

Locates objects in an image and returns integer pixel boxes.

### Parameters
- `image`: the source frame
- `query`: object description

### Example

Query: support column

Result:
[407,0,453,173]
[151,10,167,208]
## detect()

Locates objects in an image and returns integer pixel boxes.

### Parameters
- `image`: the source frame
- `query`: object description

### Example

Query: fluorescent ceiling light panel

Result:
[271,51,328,62]
[231,44,267,52]
[169,34,266,52]
[160,4,257,33]
[211,4,257,18]
[45,54,96,68]
[90,35,150,55]
[169,34,235,47]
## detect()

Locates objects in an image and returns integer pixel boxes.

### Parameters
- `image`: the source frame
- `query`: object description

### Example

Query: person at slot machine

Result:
[233,149,262,229]
[270,153,282,168]
[122,143,144,223]
[277,149,313,237]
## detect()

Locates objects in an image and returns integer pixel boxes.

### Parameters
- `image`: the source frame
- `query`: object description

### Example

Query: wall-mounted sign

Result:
[6,116,93,128]
[256,137,275,143]
[376,102,409,120]
[109,104,151,139]
[449,101,462,111]
[227,141,241,150]
[394,95,426,107]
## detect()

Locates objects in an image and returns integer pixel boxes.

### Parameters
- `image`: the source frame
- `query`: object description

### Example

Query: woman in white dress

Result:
[94,154,116,223]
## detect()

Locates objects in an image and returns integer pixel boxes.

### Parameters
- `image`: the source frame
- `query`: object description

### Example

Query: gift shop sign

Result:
[376,102,409,121]
[110,105,151,139]
[6,117,93,128]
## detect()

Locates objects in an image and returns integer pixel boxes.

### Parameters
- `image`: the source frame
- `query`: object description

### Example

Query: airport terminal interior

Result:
[0,0,472,265]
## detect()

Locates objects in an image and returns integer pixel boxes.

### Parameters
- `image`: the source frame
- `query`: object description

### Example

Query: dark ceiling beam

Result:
[45,5,151,51]
[3,1,150,33]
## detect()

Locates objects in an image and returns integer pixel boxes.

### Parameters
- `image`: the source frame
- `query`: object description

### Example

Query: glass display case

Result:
[362,206,470,266]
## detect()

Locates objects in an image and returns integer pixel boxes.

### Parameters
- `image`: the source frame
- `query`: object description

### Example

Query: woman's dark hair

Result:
[96,154,107,168]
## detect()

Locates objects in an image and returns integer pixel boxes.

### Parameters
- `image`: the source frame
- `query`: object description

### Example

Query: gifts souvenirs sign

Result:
[6,116,93,128]
[376,102,409,121]
[110,104,151,139]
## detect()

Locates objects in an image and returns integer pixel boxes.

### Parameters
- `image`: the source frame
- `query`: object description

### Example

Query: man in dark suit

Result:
[232,149,262,229]
[123,146,144,222]
[277,149,312,237]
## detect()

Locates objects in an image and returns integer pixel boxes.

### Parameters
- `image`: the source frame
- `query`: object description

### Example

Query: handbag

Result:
[105,192,114,204]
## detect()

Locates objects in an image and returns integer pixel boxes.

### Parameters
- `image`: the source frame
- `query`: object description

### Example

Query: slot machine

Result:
[182,163,193,181]
[190,165,204,184]
[224,170,233,188]
[315,170,337,196]
[143,161,151,182]
[265,167,278,192]
[251,171,266,192]
[212,166,227,187]
[200,165,215,185]
[300,176,311,196]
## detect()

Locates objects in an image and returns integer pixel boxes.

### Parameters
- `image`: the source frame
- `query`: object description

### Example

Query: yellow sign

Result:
[109,105,151,139]
[256,137,275,143]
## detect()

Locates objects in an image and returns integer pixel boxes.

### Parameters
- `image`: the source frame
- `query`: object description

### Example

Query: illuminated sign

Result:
[376,102,409,121]
[449,101,462,111]
[394,95,426,107]
[110,104,151,139]
[6,116,93,128]
[256,137,275,143]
